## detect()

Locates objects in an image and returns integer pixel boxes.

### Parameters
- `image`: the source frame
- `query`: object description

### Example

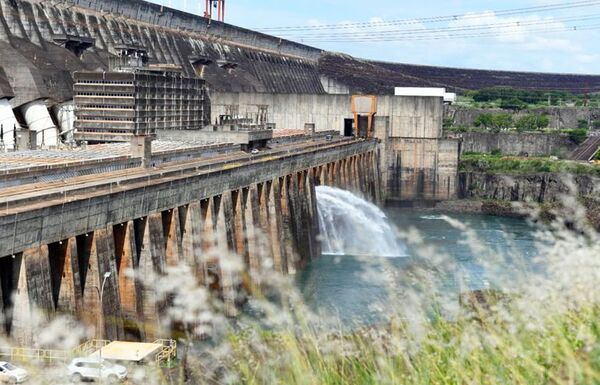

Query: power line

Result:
[274,13,600,39]
[256,0,600,32]
[293,22,600,43]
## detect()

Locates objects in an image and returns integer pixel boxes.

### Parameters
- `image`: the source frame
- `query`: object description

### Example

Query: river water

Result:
[298,187,541,325]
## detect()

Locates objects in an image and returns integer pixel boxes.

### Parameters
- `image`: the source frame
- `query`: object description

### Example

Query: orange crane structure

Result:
[204,0,225,22]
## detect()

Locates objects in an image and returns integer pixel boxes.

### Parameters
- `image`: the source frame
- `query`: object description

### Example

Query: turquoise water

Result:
[297,210,540,325]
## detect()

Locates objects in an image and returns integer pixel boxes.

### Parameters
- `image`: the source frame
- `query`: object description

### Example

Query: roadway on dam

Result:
[0,136,378,258]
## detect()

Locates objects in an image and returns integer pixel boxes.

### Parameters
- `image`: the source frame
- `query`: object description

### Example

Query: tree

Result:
[577,119,589,129]
[500,97,527,111]
[515,115,550,132]
[474,113,513,133]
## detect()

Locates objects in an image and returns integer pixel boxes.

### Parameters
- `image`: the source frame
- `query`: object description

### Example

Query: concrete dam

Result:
[0,0,598,347]
[0,136,381,343]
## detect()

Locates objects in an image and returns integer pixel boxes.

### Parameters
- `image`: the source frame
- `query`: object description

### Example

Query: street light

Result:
[90,271,112,384]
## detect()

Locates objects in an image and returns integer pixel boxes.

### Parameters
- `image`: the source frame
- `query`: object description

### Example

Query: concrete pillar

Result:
[214,194,238,317]
[113,222,142,340]
[131,136,153,168]
[181,202,206,285]
[280,176,299,274]
[304,171,320,259]
[10,245,54,346]
[268,178,287,274]
[48,238,82,317]
[231,190,248,263]
[257,183,274,264]
[243,186,261,275]
[21,100,58,148]
[162,208,182,267]
[200,198,218,289]
[137,214,166,340]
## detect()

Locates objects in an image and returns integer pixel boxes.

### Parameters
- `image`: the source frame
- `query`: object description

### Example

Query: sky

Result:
[150,0,600,74]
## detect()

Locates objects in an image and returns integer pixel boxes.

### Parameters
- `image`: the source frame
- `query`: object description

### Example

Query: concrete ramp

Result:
[569,135,600,161]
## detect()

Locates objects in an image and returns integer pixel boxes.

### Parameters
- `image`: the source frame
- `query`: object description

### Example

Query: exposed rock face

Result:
[450,132,577,158]
[458,172,600,203]
[447,106,600,130]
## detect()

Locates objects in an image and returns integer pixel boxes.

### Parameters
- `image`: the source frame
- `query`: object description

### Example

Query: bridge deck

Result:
[0,136,354,214]
[0,136,377,257]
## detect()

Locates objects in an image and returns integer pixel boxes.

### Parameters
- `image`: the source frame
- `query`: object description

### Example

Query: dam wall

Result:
[452,132,578,158]
[0,139,380,344]
[213,92,459,202]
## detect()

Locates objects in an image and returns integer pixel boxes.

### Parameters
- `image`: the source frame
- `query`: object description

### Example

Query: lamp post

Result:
[90,271,112,384]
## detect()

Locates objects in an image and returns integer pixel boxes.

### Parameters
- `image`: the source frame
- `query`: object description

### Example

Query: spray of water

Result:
[316,186,406,257]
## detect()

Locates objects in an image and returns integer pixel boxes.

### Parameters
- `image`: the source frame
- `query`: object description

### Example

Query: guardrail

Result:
[0,338,178,366]
[153,339,177,366]
[0,346,70,363]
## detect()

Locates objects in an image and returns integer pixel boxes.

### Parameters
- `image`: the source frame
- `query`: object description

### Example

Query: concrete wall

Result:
[212,92,458,202]
[452,132,577,157]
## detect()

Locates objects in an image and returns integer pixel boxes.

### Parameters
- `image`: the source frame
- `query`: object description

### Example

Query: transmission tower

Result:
[204,0,225,22]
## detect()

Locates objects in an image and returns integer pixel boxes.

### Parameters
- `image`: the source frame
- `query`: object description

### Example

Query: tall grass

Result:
[5,190,600,385]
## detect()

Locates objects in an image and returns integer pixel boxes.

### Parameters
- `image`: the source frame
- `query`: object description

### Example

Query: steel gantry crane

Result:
[204,0,225,22]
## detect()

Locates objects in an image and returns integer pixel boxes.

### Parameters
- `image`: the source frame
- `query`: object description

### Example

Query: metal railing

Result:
[153,339,177,366]
[0,338,177,366]
[0,346,70,363]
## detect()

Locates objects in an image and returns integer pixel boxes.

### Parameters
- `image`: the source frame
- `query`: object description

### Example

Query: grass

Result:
[219,305,600,385]
[459,153,600,176]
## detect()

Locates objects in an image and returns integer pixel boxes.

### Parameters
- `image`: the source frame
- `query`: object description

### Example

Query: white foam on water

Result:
[316,186,407,258]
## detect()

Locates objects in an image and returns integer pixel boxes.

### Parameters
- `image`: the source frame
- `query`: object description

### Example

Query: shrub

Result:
[577,119,589,129]
[515,114,550,132]
[474,113,513,132]
[593,120,600,130]
[562,128,589,145]
[500,97,527,111]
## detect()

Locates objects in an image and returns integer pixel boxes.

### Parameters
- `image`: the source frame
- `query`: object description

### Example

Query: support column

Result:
[244,186,261,275]
[137,214,166,340]
[162,208,182,267]
[215,194,239,317]
[257,183,274,263]
[280,176,299,274]
[11,245,54,346]
[268,178,287,274]
[113,222,142,340]
[231,190,248,262]
[49,238,82,317]
[181,202,205,285]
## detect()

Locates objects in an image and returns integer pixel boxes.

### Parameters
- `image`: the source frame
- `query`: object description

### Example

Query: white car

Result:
[0,362,28,383]
[67,358,127,383]
[251,148,260,154]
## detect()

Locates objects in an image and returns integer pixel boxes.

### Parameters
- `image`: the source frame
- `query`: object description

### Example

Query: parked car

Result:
[251,149,260,154]
[0,362,28,383]
[67,358,127,383]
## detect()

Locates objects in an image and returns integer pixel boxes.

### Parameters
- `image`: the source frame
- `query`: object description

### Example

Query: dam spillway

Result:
[0,135,380,344]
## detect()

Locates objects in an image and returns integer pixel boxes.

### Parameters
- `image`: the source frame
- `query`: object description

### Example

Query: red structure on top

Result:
[204,0,225,22]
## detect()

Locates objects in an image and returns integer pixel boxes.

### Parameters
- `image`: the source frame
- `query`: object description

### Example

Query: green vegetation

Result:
[460,86,600,109]
[515,114,550,132]
[460,153,600,176]
[473,113,513,132]
[559,128,589,145]
[222,305,600,385]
